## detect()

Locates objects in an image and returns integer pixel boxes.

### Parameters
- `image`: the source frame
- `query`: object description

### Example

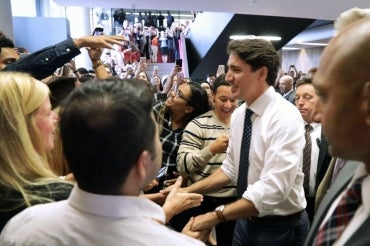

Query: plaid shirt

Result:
[153,102,184,176]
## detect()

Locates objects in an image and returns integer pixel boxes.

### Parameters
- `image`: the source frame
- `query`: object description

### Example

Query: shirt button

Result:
[45,58,49,61]
[66,48,70,52]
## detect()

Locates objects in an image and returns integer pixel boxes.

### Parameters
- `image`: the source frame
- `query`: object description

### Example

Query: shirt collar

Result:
[246,86,275,117]
[68,186,166,223]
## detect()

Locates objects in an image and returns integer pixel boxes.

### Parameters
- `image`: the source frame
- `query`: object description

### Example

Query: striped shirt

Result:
[177,110,237,197]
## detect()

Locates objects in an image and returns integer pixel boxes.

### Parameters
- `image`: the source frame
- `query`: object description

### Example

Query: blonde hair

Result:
[335,7,370,32]
[0,72,60,207]
[47,107,71,176]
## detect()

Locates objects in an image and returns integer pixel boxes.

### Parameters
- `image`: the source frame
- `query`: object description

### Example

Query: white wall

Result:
[281,47,324,74]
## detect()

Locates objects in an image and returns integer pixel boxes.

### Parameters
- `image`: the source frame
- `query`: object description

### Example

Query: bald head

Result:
[335,7,370,33]
[313,17,370,165]
[319,17,370,88]
[279,75,293,94]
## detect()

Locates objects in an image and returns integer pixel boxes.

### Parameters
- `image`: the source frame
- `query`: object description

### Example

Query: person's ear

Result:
[135,150,151,183]
[257,66,268,81]
[211,90,216,102]
[184,105,194,114]
[362,81,370,125]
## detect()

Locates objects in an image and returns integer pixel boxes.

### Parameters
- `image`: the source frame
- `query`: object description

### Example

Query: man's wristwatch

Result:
[215,205,226,222]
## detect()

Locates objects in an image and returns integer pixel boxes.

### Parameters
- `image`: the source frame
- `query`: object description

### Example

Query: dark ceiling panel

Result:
[187,14,315,80]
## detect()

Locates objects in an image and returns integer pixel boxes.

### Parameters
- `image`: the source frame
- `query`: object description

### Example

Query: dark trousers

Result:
[170,195,237,246]
[233,210,310,246]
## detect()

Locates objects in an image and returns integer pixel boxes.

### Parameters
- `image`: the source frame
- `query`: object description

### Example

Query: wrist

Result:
[215,205,226,222]
[72,38,83,49]
[162,205,175,224]
[92,59,103,69]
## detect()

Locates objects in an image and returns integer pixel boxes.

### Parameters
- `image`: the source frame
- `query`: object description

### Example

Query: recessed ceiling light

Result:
[230,35,281,41]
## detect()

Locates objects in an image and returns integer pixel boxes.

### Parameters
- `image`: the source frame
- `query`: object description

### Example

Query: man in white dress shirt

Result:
[295,78,331,224]
[170,39,309,245]
[0,78,205,246]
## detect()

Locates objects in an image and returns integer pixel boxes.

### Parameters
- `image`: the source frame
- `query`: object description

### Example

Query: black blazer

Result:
[314,133,331,192]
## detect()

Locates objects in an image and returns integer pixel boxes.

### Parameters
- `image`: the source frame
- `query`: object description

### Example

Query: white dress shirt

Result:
[306,122,321,197]
[0,186,204,246]
[221,86,306,217]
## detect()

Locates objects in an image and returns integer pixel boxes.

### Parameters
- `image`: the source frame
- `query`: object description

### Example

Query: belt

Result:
[248,210,304,224]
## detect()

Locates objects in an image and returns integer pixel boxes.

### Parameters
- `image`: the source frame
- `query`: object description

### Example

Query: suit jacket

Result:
[304,161,370,246]
[314,134,331,192]
[284,90,296,104]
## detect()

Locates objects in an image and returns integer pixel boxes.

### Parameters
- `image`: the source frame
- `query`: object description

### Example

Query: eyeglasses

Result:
[173,87,191,105]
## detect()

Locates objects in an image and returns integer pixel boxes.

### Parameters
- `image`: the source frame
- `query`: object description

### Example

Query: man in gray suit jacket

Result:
[279,75,296,104]
[304,17,370,246]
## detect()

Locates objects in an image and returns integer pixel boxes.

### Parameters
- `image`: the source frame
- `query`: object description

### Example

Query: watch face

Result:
[216,205,225,211]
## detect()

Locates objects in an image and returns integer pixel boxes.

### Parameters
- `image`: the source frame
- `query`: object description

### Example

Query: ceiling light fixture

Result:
[297,42,328,46]
[282,47,301,51]
[230,35,281,41]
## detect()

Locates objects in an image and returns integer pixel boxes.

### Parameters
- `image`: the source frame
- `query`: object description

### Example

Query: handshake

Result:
[181,212,217,243]
[160,179,222,243]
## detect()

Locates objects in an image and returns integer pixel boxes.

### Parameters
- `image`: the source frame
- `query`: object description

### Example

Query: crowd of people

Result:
[0,6,369,246]
[96,9,190,76]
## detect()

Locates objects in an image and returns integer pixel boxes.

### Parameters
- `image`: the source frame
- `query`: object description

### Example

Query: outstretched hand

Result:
[74,35,128,50]
[162,176,203,223]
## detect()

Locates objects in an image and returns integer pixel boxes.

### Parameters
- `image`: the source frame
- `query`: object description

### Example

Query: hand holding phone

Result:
[216,65,225,76]
[177,72,184,82]
[153,66,159,77]
[175,58,182,67]
[140,57,146,64]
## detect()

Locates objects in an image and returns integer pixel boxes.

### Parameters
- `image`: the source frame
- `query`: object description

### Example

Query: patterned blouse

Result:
[153,102,184,181]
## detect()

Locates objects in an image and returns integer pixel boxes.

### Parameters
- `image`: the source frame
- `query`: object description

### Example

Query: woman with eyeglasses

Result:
[145,81,209,194]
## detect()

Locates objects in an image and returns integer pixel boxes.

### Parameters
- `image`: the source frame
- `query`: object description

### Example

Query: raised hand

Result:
[162,176,203,223]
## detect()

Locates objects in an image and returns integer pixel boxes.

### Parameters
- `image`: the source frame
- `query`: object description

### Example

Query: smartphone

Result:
[93,27,104,36]
[140,57,146,64]
[217,65,225,75]
[175,58,182,67]
[156,166,167,180]
[153,65,159,76]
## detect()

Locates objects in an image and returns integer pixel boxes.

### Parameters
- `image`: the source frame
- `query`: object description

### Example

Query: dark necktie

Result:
[314,175,366,246]
[303,124,313,195]
[237,108,253,198]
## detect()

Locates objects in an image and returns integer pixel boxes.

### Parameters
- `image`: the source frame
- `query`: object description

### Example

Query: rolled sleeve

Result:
[244,112,305,216]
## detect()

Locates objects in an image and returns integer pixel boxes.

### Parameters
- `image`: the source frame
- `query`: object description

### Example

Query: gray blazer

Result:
[284,90,296,104]
[304,161,370,246]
